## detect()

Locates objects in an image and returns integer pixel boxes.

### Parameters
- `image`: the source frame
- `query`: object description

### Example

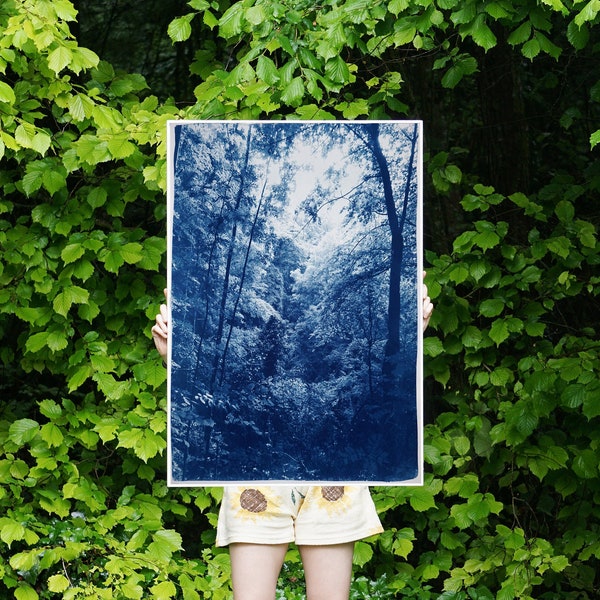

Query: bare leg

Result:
[229,542,288,600]
[299,542,355,600]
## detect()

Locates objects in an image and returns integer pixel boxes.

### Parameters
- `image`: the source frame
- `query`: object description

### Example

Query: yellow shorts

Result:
[215,485,383,547]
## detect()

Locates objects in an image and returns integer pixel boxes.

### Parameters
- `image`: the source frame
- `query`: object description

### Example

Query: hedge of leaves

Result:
[0,0,599,598]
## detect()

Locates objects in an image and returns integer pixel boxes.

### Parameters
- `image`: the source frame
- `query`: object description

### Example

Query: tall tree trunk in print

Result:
[366,123,418,396]
[210,128,252,392]
[218,171,269,385]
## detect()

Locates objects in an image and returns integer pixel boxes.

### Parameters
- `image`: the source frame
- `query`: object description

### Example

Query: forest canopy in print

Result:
[167,120,423,485]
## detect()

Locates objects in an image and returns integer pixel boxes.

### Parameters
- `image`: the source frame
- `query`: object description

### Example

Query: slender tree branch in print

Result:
[210,127,252,392]
[219,163,271,385]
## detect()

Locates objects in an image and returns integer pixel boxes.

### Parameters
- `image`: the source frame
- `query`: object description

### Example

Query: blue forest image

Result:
[168,120,422,484]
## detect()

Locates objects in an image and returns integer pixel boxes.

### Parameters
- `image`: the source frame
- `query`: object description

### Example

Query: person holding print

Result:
[152,273,434,600]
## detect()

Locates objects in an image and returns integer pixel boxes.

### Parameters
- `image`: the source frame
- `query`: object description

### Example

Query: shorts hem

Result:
[294,526,384,546]
[215,536,295,548]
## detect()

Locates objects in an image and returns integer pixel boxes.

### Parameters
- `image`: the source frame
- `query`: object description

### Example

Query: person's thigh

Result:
[298,542,355,600]
[229,542,288,600]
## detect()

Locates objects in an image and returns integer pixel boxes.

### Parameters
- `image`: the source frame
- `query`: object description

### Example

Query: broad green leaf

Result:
[480,298,504,317]
[153,529,183,552]
[121,242,144,264]
[48,45,73,74]
[68,93,94,121]
[0,81,16,104]
[61,243,85,264]
[40,423,64,447]
[575,0,600,26]
[462,326,482,348]
[15,123,39,150]
[53,0,78,20]
[87,187,108,209]
[107,134,136,159]
[280,77,304,106]
[219,3,244,38]
[150,580,177,599]
[42,167,67,194]
[408,487,436,512]
[168,15,194,42]
[490,367,513,387]
[489,319,509,345]
[572,449,598,479]
[1,519,26,545]
[423,336,444,357]
[26,332,50,353]
[353,541,373,566]
[15,585,39,600]
[256,56,279,85]
[464,15,497,51]
[39,399,62,418]
[47,329,68,351]
[508,21,532,46]
[325,56,350,83]
[9,418,39,444]
[47,575,70,593]
[389,0,410,15]
[53,286,90,317]
[22,169,44,196]
[522,37,541,60]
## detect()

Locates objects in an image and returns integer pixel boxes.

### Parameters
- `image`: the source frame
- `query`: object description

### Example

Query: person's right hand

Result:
[151,288,169,361]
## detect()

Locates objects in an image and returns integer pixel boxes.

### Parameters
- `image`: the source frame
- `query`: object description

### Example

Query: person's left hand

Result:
[422,272,433,332]
[151,288,169,361]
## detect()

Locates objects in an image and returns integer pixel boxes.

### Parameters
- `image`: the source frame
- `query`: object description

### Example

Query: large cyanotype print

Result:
[167,120,423,485]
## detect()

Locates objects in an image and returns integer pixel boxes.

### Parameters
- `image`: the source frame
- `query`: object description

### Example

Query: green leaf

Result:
[575,0,600,26]
[280,77,304,106]
[489,319,509,345]
[507,21,532,46]
[150,580,177,599]
[69,93,95,121]
[325,56,350,83]
[572,449,598,479]
[47,329,68,352]
[62,243,85,264]
[47,574,70,593]
[389,0,410,15]
[0,81,16,105]
[43,167,67,194]
[26,332,50,353]
[15,585,39,600]
[68,365,94,391]
[53,286,90,317]
[408,487,436,512]
[147,529,183,562]
[353,541,374,567]
[256,55,279,85]
[168,15,194,42]
[48,45,73,74]
[1,519,26,545]
[480,298,504,317]
[424,336,444,357]
[121,242,144,264]
[464,14,497,51]
[522,37,541,60]
[107,134,136,159]
[9,419,39,444]
[219,3,244,38]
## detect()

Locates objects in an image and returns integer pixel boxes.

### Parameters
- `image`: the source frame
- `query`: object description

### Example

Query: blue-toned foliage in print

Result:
[168,121,421,483]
